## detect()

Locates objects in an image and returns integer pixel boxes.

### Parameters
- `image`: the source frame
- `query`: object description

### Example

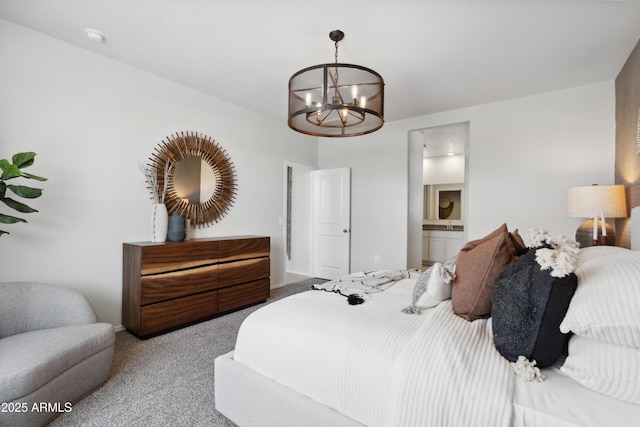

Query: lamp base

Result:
[575,219,615,248]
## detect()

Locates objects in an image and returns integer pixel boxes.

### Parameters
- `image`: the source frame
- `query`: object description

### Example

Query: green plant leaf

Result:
[21,172,48,182]
[0,213,27,224]
[12,152,36,169]
[0,152,45,237]
[7,184,43,199]
[1,197,38,213]
[0,160,21,179]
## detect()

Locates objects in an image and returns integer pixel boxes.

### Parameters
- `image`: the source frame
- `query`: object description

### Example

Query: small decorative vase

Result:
[151,203,168,242]
[167,211,186,242]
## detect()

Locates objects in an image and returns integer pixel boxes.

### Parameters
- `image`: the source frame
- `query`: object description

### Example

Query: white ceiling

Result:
[1,1,640,127]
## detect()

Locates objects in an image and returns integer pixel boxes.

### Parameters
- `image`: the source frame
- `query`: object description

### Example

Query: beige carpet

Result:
[49,280,317,426]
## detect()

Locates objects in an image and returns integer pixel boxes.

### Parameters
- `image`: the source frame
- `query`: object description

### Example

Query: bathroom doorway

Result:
[407,122,469,269]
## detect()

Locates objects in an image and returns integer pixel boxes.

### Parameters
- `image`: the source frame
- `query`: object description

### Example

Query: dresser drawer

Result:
[218,279,269,313]
[139,240,220,275]
[218,237,269,262]
[141,264,218,305]
[218,257,270,288]
[140,290,218,337]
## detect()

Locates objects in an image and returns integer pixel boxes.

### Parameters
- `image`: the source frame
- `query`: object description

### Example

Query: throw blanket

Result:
[386,301,514,426]
[311,270,414,297]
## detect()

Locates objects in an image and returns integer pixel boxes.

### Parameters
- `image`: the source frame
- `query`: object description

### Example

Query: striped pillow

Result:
[559,248,640,348]
[561,335,640,405]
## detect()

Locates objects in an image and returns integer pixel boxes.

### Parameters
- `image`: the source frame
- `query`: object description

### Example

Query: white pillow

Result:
[559,249,640,348]
[575,245,631,263]
[415,262,451,309]
[561,335,640,405]
[402,262,453,314]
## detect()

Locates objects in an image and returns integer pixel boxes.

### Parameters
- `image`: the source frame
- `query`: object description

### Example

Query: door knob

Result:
[343,229,350,233]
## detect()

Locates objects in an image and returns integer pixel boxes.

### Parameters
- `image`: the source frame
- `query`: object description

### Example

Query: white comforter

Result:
[233,278,514,427]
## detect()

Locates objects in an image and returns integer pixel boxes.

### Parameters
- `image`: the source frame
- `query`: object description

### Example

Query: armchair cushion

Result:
[0,323,114,403]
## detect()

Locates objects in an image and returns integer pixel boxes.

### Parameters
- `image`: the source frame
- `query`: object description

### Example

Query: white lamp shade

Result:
[567,185,627,218]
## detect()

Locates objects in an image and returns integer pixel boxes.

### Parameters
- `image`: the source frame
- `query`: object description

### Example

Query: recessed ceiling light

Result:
[84,28,105,43]
[447,152,455,156]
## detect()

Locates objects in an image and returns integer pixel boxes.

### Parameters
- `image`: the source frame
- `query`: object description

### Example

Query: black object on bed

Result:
[492,247,578,368]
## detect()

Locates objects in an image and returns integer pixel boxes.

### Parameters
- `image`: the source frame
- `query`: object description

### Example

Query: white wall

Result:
[423,155,465,184]
[319,133,410,271]
[319,81,616,272]
[0,20,317,326]
[0,19,618,325]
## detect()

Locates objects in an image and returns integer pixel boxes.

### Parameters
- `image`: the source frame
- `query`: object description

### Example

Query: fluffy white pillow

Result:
[415,262,451,309]
[402,261,454,314]
[561,335,640,405]
[559,248,640,348]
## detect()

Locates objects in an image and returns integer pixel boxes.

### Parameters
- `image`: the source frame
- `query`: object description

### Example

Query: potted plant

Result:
[0,152,47,237]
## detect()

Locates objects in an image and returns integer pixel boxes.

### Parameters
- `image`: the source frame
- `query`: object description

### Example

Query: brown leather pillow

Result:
[452,225,516,321]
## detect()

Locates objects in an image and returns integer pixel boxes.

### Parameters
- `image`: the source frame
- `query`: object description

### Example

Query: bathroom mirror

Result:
[424,184,464,221]
[437,190,461,220]
[147,131,236,228]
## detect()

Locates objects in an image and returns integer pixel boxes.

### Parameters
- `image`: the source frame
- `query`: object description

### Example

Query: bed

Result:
[215,223,640,426]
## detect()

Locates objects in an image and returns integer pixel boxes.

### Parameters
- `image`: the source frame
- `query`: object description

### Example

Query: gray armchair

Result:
[0,282,115,427]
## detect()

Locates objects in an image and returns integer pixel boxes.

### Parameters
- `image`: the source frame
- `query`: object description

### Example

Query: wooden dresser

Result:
[122,236,270,338]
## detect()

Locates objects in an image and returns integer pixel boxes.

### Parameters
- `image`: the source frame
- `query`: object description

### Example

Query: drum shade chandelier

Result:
[288,30,384,137]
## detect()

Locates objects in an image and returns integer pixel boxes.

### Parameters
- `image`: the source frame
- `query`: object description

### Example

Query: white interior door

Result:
[312,168,351,280]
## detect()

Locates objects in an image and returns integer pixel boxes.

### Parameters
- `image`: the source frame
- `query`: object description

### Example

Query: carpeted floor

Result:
[49,279,318,426]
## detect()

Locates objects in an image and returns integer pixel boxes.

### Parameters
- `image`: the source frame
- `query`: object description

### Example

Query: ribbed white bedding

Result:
[513,365,640,427]
[233,278,513,427]
[386,302,513,426]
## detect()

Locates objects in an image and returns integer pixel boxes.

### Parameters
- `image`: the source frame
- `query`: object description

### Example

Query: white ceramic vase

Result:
[151,203,168,242]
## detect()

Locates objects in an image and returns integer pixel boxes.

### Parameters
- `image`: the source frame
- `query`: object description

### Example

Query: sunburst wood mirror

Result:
[147,131,236,228]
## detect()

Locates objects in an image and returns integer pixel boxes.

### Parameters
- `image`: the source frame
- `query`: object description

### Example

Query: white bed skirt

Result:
[215,350,363,427]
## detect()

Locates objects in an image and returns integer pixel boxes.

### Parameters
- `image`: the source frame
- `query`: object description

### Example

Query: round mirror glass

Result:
[173,157,217,204]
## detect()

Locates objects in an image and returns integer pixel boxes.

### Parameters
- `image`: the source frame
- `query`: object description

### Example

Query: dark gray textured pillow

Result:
[492,247,578,368]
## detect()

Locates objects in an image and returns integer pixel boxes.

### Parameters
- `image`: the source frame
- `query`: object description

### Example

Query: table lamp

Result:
[567,184,627,247]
